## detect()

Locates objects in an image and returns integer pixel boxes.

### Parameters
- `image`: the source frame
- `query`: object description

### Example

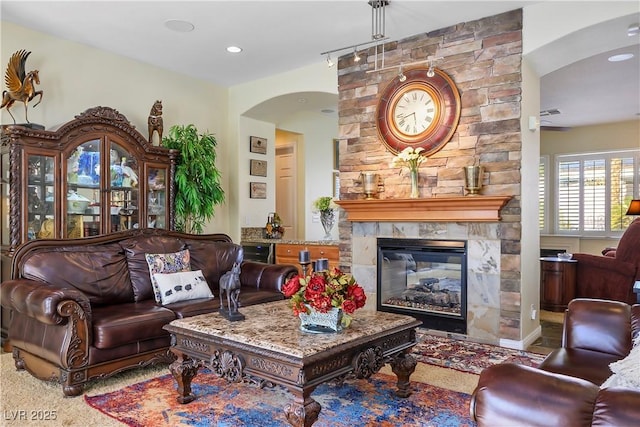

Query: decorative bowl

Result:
[557,252,573,260]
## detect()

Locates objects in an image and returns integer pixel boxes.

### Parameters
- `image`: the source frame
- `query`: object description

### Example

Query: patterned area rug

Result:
[414,331,546,375]
[85,370,474,427]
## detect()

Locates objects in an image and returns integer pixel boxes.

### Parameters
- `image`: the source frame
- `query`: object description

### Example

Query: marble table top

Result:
[167,300,420,359]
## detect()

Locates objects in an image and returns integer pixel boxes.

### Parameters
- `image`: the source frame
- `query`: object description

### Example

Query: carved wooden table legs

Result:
[284,392,321,427]
[169,352,200,404]
[390,351,418,398]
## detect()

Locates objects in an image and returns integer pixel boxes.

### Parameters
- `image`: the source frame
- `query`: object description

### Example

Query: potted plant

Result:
[313,196,338,239]
[162,124,225,234]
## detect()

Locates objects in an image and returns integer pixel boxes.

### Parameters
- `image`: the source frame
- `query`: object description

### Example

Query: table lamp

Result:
[626,199,640,216]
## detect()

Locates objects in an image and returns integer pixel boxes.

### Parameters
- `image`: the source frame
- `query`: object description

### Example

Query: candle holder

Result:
[299,261,311,276]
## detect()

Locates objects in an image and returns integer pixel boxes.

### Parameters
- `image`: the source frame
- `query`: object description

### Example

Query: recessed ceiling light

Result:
[164,19,195,33]
[608,53,634,62]
[321,109,335,114]
[226,46,243,53]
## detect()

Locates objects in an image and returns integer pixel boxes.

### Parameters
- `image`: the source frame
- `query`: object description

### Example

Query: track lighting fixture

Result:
[353,47,361,62]
[398,64,406,82]
[326,54,334,68]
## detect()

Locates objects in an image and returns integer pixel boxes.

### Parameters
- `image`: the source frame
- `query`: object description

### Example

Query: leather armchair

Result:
[470,299,640,426]
[572,219,640,304]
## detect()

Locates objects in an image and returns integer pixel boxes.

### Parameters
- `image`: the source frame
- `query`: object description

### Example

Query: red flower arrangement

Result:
[282,267,367,327]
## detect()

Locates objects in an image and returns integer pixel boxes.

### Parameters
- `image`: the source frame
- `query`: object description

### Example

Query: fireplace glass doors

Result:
[377,238,467,333]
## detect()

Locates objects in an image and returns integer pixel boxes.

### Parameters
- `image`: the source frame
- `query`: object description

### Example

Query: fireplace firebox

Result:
[377,238,467,333]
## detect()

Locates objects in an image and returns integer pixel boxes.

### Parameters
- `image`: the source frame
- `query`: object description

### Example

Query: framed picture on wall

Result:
[333,139,340,170]
[249,182,267,199]
[250,159,267,176]
[250,136,267,154]
[333,171,340,197]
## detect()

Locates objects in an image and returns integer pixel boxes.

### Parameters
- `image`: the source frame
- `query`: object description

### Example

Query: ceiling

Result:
[2,1,639,129]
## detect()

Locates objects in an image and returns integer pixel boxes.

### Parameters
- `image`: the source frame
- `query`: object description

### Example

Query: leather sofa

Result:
[572,218,640,304]
[470,299,640,426]
[0,228,298,396]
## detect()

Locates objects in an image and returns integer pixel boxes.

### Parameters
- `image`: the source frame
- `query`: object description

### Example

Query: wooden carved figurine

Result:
[1,50,44,124]
[219,263,245,321]
[147,100,163,145]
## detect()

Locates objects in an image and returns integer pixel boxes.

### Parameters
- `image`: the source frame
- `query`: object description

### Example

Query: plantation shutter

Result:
[557,160,580,231]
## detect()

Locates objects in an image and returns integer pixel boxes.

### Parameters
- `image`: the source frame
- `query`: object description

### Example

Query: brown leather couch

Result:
[572,218,640,304]
[470,299,640,426]
[0,228,298,396]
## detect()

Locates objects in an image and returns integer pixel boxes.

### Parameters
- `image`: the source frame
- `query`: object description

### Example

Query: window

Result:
[546,150,640,236]
[539,156,549,232]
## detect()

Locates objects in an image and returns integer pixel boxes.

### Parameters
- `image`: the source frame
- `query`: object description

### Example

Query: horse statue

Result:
[1,50,44,124]
[219,263,244,321]
[147,100,163,145]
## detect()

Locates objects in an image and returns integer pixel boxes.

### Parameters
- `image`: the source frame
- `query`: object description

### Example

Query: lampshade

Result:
[626,199,640,215]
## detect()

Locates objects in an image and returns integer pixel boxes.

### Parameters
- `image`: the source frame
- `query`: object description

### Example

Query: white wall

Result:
[227,62,337,241]
[1,21,231,234]
[520,58,542,342]
[278,111,338,241]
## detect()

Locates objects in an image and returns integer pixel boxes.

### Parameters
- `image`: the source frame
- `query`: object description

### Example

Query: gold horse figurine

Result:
[1,50,44,124]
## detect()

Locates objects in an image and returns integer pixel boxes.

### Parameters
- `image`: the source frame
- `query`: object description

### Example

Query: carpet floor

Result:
[0,331,546,426]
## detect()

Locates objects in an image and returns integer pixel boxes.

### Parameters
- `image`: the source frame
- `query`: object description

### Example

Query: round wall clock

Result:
[376,67,461,156]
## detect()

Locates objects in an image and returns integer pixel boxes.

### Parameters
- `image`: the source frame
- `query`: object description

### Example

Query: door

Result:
[276,144,297,238]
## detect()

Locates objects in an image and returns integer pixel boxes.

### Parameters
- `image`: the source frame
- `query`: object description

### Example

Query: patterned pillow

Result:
[145,249,191,302]
[153,270,213,305]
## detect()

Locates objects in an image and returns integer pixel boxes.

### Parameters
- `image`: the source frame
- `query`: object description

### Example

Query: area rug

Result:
[85,369,474,427]
[414,332,546,375]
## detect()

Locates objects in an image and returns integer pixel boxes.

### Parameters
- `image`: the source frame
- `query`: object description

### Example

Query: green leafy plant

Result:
[312,196,337,212]
[162,124,225,234]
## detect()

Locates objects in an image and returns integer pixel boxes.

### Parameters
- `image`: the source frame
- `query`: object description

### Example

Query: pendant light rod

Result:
[320,37,389,57]
[365,57,443,74]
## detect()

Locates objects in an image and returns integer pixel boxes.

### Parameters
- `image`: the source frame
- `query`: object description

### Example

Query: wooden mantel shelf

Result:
[335,196,512,222]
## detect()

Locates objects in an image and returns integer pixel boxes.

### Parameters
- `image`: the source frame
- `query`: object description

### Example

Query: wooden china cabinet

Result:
[1,106,177,343]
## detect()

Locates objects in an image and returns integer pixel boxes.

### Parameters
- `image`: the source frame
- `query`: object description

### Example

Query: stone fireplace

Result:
[334,10,525,344]
[337,198,512,342]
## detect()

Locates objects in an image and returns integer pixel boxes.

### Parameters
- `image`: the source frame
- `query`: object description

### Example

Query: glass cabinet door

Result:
[147,166,168,229]
[108,142,140,232]
[66,139,100,238]
[27,154,56,240]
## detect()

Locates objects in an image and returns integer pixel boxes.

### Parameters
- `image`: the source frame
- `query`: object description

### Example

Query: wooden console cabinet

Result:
[276,243,339,275]
[540,257,577,312]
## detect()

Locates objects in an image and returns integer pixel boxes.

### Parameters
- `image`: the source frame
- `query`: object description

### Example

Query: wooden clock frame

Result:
[376,67,461,156]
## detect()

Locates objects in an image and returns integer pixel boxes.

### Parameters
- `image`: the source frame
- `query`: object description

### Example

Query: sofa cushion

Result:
[120,235,185,302]
[19,243,134,305]
[154,270,213,305]
[539,347,622,385]
[145,249,192,302]
[92,302,176,349]
[183,240,243,294]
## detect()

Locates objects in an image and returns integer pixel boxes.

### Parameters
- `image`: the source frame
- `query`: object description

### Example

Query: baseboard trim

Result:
[499,325,542,350]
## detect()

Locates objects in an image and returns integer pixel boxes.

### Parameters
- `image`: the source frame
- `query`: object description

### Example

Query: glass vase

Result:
[299,305,343,333]
[410,169,419,199]
[320,209,335,240]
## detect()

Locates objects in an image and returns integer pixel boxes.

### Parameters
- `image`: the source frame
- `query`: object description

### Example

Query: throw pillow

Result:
[600,337,640,390]
[145,249,191,302]
[153,270,213,305]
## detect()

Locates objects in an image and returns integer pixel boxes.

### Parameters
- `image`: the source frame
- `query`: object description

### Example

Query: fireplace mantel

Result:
[335,196,512,222]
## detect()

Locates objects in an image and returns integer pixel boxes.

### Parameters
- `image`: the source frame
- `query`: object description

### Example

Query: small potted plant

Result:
[312,196,338,239]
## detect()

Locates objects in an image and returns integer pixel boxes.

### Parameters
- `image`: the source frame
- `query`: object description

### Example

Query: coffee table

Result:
[163,299,421,427]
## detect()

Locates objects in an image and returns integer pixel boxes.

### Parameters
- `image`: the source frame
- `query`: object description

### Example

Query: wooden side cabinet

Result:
[276,243,339,275]
[540,257,577,312]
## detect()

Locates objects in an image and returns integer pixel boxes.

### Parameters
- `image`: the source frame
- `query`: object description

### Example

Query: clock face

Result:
[376,68,461,156]
[392,87,437,137]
